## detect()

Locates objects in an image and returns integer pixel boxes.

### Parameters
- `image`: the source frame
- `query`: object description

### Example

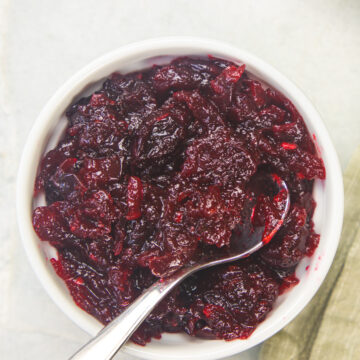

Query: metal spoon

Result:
[70,173,290,360]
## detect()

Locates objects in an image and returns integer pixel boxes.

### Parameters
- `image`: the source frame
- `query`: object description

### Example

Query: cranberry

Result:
[32,56,324,345]
[126,176,143,220]
[181,128,256,187]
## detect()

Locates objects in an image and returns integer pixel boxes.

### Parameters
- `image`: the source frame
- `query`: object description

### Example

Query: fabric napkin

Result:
[260,145,360,360]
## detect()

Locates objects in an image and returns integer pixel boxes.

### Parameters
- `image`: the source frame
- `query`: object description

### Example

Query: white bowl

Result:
[17,37,344,360]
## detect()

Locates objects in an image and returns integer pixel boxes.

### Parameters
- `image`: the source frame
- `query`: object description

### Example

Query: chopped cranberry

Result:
[211,65,245,94]
[181,128,256,186]
[126,176,143,220]
[32,56,324,345]
[78,154,123,189]
[210,65,245,111]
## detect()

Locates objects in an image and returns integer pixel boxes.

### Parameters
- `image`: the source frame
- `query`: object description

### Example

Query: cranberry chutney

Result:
[32,56,325,345]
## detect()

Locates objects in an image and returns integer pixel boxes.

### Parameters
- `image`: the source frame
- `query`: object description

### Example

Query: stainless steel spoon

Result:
[70,173,290,360]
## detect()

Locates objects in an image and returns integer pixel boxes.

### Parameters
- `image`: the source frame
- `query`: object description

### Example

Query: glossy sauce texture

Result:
[32,57,325,344]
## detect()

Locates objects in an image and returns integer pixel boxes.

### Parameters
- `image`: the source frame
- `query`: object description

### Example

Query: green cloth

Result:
[260,146,360,360]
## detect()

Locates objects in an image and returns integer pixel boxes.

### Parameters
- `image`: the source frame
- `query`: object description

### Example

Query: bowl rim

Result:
[16,36,344,360]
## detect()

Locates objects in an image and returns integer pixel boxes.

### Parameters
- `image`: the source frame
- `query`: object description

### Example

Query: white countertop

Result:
[1,0,359,359]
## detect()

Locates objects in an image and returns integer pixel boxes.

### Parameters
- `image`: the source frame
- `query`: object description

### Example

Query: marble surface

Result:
[0,0,359,359]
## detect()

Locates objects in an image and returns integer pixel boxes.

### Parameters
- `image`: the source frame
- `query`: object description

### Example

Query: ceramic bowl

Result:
[16,37,344,360]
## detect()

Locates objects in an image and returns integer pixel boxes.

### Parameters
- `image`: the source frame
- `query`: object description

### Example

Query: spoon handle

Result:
[69,272,186,360]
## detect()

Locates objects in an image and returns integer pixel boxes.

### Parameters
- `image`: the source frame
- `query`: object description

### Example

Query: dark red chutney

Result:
[32,56,325,344]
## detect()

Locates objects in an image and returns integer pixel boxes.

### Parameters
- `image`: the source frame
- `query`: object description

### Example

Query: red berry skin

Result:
[126,176,143,220]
